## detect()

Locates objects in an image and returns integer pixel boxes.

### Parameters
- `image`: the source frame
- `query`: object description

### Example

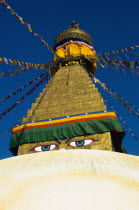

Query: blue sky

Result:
[0,0,139,159]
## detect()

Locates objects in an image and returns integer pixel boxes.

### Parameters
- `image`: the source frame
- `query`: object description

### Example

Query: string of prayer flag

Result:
[0,67,30,78]
[93,77,139,118]
[104,99,139,142]
[102,85,139,113]
[99,58,139,69]
[97,44,139,56]
[1,1,54,54]
[0,57,53,69]
[0,73,49,119]
[98,51,139,61]
[98,58,139,75]
[1,71,48,102]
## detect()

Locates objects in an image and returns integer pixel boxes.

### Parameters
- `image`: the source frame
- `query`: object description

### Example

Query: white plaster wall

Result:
[0,150,139,210]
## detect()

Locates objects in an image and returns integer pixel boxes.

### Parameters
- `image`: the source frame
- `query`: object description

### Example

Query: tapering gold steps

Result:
[22,64,106,122]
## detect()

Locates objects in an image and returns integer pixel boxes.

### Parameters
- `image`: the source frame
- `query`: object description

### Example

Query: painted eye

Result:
[69,139,95,147]
[32,144,57,152]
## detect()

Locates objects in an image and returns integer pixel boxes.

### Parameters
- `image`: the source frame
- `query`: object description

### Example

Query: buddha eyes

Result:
[68,139,95,147]
[31,139,97,152]
[32,144,57,152]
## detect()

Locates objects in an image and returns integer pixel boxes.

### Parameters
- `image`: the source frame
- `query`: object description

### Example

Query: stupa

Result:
[1,22,139,210]
[10,21,125,156]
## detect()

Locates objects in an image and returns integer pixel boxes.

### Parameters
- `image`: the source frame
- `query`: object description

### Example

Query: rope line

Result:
[97,44,139,56]
[1,71,49,102]
[0,72,49,119]
[0,57,53,68]
[1,1,54,53]
[93,77,139,118]
[104,99,139,142]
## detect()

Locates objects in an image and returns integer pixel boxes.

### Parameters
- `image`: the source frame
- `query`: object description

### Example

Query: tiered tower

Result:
[10,22,125,156]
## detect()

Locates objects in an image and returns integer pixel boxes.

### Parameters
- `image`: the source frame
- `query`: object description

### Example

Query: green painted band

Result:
[10,118,124,149]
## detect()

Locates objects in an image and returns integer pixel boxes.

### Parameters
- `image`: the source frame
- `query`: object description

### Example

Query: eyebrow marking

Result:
[65,137,73,144]
[54,139,61,144]
[66,138,100,144]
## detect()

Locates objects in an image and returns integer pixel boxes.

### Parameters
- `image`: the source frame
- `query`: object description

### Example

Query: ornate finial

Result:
[54,21,93,49]
[69,20,79,29]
